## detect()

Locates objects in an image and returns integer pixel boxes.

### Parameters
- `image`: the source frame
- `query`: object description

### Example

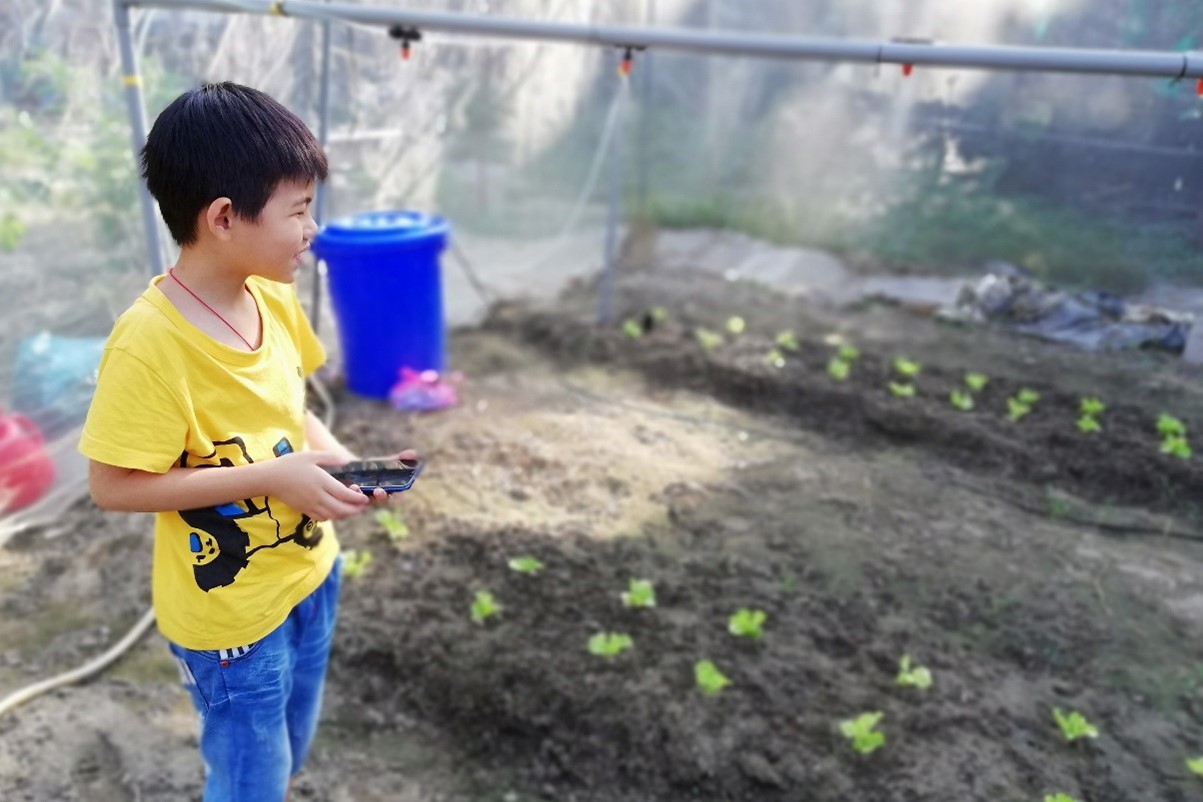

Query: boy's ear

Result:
[203,197,235,242]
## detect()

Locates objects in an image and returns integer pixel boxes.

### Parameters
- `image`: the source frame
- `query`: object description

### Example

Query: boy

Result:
[80,82,403,801]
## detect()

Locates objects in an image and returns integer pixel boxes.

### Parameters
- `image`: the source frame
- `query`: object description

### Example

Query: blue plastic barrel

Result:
[312,211,450,399]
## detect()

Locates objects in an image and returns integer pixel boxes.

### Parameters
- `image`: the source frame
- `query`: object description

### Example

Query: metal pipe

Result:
[599,79,630,325]
[114,0,167,276]
[310,2,333,335]
[119,0,1203,80]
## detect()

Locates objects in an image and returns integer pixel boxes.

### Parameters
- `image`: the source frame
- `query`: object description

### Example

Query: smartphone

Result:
[323,458,423,493]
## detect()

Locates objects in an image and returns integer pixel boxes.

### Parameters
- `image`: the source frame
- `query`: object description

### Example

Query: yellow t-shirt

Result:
[79,275,339,650]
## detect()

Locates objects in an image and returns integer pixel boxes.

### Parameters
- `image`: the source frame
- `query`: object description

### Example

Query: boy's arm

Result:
[88,451,370,521]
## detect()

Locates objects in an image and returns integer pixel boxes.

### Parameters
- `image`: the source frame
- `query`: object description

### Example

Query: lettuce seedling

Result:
[507,556,545,575]
[1007,397,1032,422]
[839,712,885,755]
[1077,415,1101,434]
[895,655,933,689]
[964,372,989,392]
[650,306,669,323]
[889,382,915,398]
[728,608,767,639]
[1052,707,1098,741]
[838,344,861,362]
[828,357,851,381]
[776,330,800,352]
[1157,414,1186,438]
[587,632,633,659]
[1044,794,1080,802]
[695,328,724,351]
[1161,435,1192,460]
[341,549,373,579]
[622,319,643,339]
[695,660,731,695]
[1079,397,1105,417]
[622,578,656,608]
[375,509,410,541]
[726,316,746,336]
[893,357,921,377]
[471,590,500,624]
[1186,756,1203,776]
[949,390,974,411]
[764,349,786,369]
[1017,388,1040,405]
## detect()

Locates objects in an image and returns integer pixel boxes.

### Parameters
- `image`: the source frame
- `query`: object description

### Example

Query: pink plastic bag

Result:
[388,367,461,411]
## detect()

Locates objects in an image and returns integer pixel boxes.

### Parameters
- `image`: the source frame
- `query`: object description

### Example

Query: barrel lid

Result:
[314,210,450,249]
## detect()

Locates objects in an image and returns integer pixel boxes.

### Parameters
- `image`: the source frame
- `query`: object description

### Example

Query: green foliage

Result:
[949,390,974,411]
[622,319,643,339]
[893,357,922,377]
[507,556,545,575]
[375,509,410,541]
[1161,435,1192,460]
[764,349,786,369]
[587,632,633,658]
[1052,707,1099,742]
[650,306,670,323]
[695,660,731,695]
[775,330,800,352]
[1156,415,1191,459]
[889,382,916,398]
[341,549,373,579]
[726,316,746,336]
[839,712,885,755]
[1007,397,1032,422]
[1016,389,1041,405]
[471,590,500,624]
[728,608,767,639]
[1077,415,1102,434]
[1044,795,1080,802]
[964,373,989,392]
[696,328,724,351]
[1157,414,1186,438]
[837,344,861,362]
[1079,397,1106,417]
[895,655,933,689]
[621,579,656,609]
[828,358,851,381]
[1186,756,1203,776]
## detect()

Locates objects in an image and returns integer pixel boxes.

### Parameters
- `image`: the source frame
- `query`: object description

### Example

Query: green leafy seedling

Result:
[775,330,800,352]
[375,509,410,541]
[1016,388,1040,405]
[726,316,746,336]
[895,655,933,690]
[621,578,656,609]
[341,549,373,579]
[728,608,767,639]
[1007,398,1032,422]
[828,357,851,381]
[1077,415,1102,434]
[587,632,633,659]
[1052,707,1098,742]
[695,328,724,351]
[470,590,500,624]
[893,357,921,377]
[695,660,731,695]
[839,712,885,755]
[650,306,669,323]
[837,344,861,362]
[1044,795,1080,802]
[1186,756,1203,776]
[949,390,974,411]
[507,556,545,575]
[764,349,786,369]
[964,372,989,392]
[1079,397,1105,417]
[622,319,643,339]
[889,382,916,398]
[1157,414,1186,438]
[1161,435,1192,460]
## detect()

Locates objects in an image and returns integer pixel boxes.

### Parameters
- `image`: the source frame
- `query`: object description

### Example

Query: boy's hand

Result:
[266,451,371,522]
[363,449,420,506]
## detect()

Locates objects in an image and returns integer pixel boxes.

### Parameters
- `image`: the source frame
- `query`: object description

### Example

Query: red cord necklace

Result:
[168,268,256,350]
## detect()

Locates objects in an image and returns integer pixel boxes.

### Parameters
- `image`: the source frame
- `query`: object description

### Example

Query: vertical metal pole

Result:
[636,0,654,216]
[114,0,166,276]
[310,4,333,334]
[598,76,629,325]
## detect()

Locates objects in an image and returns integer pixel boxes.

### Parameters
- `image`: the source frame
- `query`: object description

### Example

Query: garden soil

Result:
[3,260,1203,802]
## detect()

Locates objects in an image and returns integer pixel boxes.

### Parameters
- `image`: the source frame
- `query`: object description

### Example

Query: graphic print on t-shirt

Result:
[179,436,323,591]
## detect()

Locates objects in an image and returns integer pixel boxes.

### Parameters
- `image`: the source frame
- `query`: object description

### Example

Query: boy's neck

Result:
[170,248,251,305]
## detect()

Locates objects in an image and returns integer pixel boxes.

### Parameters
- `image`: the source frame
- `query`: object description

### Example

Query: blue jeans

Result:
[169,559,342,802]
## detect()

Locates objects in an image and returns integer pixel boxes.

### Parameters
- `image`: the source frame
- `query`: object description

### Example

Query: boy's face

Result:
[233,178,318,283]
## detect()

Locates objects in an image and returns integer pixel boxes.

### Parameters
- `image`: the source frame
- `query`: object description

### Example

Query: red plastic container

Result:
[0,413,56,512]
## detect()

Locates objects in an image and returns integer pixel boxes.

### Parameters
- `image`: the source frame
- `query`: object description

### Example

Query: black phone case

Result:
[323,459,423,493]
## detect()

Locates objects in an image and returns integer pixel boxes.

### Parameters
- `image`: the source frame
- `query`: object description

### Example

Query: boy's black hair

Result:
[141,82,328,246]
